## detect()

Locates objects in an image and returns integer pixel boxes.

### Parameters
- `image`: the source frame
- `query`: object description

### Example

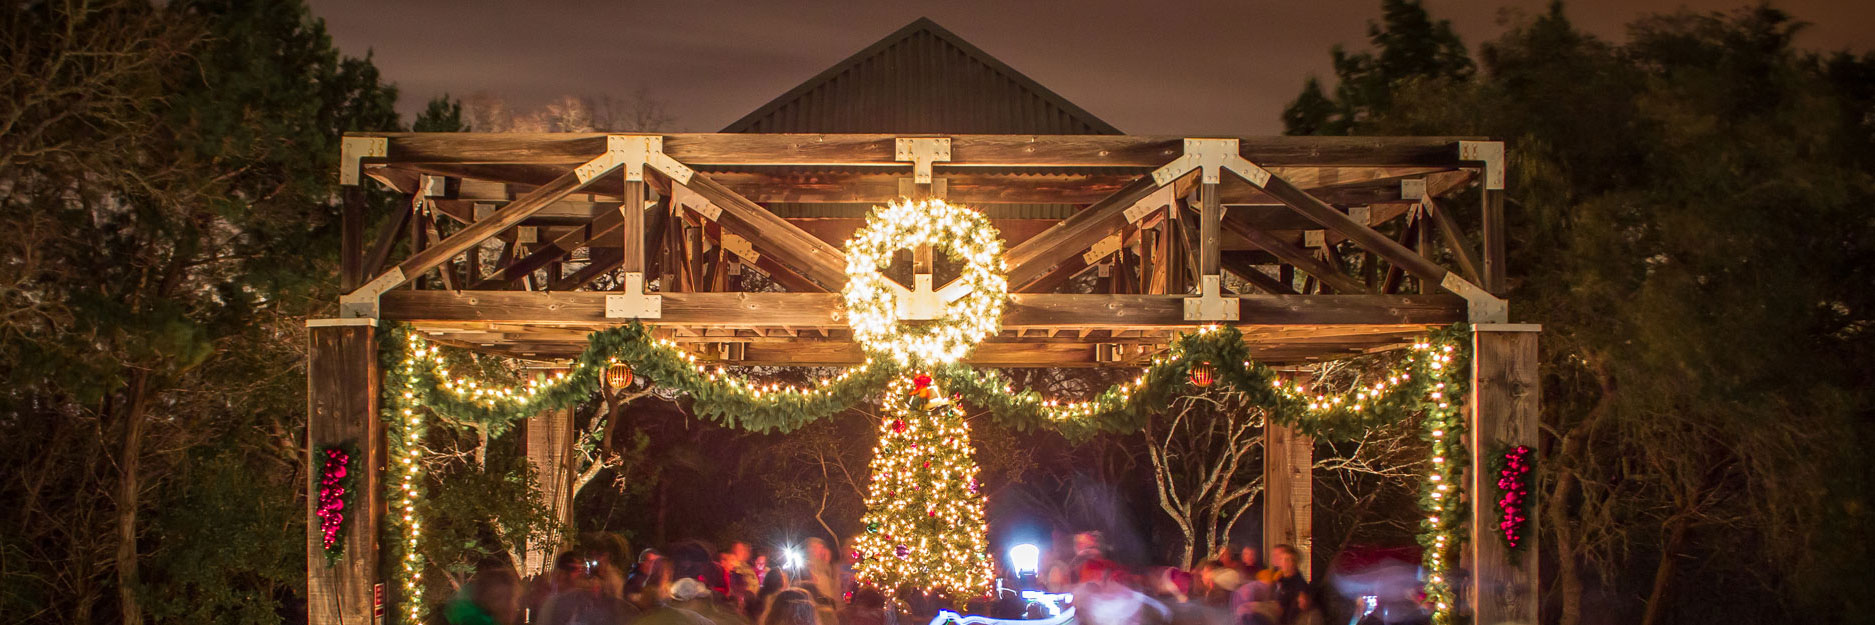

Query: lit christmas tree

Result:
[851,373,994,604]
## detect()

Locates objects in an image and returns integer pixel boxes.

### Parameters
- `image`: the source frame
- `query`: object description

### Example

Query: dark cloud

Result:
[309,0,1875,134]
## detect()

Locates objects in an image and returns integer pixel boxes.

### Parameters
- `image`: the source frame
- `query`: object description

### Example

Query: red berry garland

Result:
[315,444,357,563]
[1494,445,1534,551]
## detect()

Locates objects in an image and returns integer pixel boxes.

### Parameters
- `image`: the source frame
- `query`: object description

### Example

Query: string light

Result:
[843,198,1007,367]
[385,317,1473,623]
[851,374,995,605]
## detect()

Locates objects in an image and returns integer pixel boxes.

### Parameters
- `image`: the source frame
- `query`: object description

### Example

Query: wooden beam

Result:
[1216,206,1369,294]
[355,132,1480,168]
[1259,173,1449,285]
[1470,327,1540,625]
[1223,260,1299,295]
[548,249,621,291]
[380,290,1464,327]
[400,162,1434,210]
[362,201,412,279]
[1005,173,1167,291]
[472,205,625,289]
[675,172,849,291]
[1422,197,1485,285]
[369,167,592,294]
[306,324,381,625]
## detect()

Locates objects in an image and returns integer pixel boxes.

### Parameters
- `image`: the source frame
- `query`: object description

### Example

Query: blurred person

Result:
[627,549,666,596]
[841,587,889,625]
[653,578,736,625]
[1150,567,1205,625]
[1256,545,1307,622]
[1229,578,1278,625]
[1289,589,1325,625]
[1073,558,1170,625]
[1193,561,1242,608]
[632,559,678,612]
[540,557,638,625]
[759,588,824,625]
[526,551,592,621]
[1237,546,1263,578]
[447,566,523,625]
[750,553,770,591]
[803,538,840,602]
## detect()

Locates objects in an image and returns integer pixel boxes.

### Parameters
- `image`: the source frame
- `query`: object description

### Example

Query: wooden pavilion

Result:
[305,18,1538,625]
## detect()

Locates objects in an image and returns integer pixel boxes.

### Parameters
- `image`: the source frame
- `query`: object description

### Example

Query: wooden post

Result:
[1469,325,1540,625]
[1263,420,1312,579]
[307,321,382,625]
[621,179,646,276]
[1481,189,1507,293]
[341,187,366,292]
[1198,183,1221,278]
[521,407,577,577]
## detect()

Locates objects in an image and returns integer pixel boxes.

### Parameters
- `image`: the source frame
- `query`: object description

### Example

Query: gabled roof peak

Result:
[722,17,1119,135]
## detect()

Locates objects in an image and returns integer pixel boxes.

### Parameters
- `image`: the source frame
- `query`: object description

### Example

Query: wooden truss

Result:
[335,133,1509,366]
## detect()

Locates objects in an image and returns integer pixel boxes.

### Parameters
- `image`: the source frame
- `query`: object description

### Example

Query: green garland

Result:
[381,321,1473,625]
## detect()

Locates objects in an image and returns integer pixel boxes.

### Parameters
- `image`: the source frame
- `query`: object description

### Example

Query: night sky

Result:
[309,0,1875,135]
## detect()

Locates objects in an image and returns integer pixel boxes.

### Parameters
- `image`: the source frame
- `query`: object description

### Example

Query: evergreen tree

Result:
[850,375,993,605]
[414,94,467,132]
[1282,0,1473,135]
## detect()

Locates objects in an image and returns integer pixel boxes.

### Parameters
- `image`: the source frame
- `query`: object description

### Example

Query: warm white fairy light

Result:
[842,198,1007,367]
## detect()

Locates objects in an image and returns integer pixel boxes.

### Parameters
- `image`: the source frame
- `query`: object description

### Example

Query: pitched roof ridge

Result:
[721,17,1120,134]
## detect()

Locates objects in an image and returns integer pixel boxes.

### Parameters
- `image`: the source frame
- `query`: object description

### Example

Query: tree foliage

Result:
[1292,3,1875,623]
[0,0,399,623]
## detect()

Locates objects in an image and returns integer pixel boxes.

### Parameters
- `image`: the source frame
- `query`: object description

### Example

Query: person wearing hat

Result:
[636,578,714,625]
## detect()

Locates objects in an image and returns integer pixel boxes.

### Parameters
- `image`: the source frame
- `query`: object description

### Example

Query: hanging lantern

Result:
[1189,361,1216,387]
[606,364,634,389]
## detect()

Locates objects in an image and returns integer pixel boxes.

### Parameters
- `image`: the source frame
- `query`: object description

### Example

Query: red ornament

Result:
[1188,361,1216,388]
[891,419,907,433]
[606,364,634,388]
[912,373,933,390]
[1494,445,1535,549]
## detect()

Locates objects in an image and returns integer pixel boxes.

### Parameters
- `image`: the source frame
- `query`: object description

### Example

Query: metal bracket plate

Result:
[1125,185,1175,223]
[605,272,662,319]
[721,233,759,263]
[895,137,952,185]
[1082,233,1124,265]
[671,184,722,221]
[897,274,945,320]
[578,135,697,185]
[1400,178,1428,200]
[337,267,404,318]
[1458,141,1506,190]
[339,136,387,186]
[1183,275,1240,321]
[1151,139,1274,189]
[1441,273,1508,323]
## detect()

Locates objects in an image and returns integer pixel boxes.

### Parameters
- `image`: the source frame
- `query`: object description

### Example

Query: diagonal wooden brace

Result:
[341,142,636,317]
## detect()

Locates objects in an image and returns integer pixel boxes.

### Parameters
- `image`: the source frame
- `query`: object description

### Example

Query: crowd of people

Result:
[442,532,1427,625]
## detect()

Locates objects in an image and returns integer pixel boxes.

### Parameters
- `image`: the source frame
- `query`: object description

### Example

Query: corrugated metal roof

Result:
[722,17,1121,135]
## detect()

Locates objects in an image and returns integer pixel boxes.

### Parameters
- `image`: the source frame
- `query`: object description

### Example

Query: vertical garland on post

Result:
[384,329,431,625]
[1413,340,1469,625]
[314,443,357,564]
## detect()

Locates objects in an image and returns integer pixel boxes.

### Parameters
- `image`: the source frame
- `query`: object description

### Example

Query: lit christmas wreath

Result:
[842,198,1007,367]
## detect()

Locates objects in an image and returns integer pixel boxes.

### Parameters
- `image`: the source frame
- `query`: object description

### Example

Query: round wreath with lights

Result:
[842,198,1008,367]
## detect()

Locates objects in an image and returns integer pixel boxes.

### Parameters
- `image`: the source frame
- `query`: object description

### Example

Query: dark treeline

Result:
[2,1,1871,624]
[1285,2,1875,624]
